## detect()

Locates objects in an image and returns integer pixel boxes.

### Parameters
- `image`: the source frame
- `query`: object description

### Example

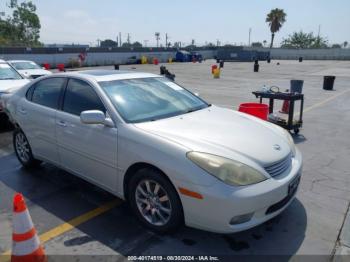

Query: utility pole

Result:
[116,36,119,47]
[155,32,160,48]
[317,24,321,38]
[127,33,131,45]
[97,39,101,47]
[119,32,122,47]
[165,33,169,49]
[248,28,252,46]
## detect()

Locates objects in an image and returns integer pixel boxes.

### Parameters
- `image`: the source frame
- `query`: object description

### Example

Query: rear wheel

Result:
[13,129,41,168]
[128,168,183,233]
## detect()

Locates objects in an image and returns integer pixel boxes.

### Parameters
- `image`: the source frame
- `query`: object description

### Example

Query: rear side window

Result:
[31,78,66,109]
[63,79,106,116]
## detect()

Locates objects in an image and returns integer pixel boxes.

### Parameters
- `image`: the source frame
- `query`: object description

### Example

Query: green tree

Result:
[281,31,328,49]
[132,41,142,48]
[331,44,342,49]
[251,42,263,48]
[0,0,41,46]
[344,41,348,48]
[100,39,118,47]
[266,8,287,48]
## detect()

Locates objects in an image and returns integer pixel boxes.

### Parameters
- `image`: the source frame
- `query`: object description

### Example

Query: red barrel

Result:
[238,103,269,120]
[57,64,65,72]
[153,58,159,65]
[43,63,50,70]
[211,65,218,74]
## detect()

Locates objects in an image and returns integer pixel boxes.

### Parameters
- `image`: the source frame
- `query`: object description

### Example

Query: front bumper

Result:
[179,148,303,233]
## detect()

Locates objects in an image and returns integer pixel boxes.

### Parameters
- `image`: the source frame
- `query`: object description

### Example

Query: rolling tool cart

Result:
[252,91,304,134]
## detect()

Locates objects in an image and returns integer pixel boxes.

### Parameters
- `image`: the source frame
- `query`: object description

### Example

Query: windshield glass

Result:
[11,61,41,70]
[99,77,209,123]
[0,63,23,80]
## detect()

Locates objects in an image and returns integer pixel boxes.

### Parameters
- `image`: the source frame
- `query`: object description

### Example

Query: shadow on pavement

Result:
[0,153,307,257]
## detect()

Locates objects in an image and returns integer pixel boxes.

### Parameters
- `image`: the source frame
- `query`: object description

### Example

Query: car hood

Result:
[134,106,291,166]
[0,79,30,93]
[18,69,51,76]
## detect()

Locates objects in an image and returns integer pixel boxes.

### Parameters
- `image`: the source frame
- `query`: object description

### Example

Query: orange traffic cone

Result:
[280,100,290,114]
[11,193,46,262]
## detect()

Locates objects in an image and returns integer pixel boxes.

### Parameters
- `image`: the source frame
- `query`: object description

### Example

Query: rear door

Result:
[16,77,66,164]
[55,78,118,191]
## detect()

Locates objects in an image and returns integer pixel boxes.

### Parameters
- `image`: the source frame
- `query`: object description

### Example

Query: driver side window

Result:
[63,78,106,116]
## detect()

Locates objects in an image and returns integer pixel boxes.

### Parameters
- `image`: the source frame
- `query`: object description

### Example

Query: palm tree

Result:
[266,8,287,48]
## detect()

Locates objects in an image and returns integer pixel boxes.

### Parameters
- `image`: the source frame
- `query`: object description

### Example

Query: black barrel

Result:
[323,76,336,90]
[290,80,304,93]
[299,57,303,62]
[219,60,224,68]
[254,59,259,65]
[267,57,271,63]
[114,64,119,70]
[254,64,259,72]
[160,65,166,75]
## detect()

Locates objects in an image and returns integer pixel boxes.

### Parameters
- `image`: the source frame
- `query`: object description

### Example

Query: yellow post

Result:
[168,57,173,63]
[213,68,220,79]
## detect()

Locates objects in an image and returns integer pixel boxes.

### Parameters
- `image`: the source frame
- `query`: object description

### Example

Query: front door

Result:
[55,78,118,191]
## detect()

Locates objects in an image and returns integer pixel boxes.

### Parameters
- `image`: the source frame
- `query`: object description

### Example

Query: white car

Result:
[8,60,52,79]
[6,70,302,233]
[0,60,30,123]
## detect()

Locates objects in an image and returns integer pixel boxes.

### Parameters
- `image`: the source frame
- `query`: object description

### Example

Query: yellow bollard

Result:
[168,57,173,63]
[141,56,148,64]
[213,68,220,79]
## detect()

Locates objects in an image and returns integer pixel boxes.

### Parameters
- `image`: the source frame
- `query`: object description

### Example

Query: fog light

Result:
[229,212,254,225]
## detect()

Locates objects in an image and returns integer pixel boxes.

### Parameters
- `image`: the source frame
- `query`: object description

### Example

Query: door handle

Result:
[57,120,67,127]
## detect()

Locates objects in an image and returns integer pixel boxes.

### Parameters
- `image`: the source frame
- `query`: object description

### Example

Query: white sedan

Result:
[0,60,30,123]
[6,70,302,233]
[8,60,52,79]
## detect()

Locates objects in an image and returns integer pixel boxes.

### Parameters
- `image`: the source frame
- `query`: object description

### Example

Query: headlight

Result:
[187,152,267,186]
[283,129,296,156]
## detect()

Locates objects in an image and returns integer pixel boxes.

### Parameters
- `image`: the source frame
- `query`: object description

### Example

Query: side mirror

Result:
[80,110,114,127]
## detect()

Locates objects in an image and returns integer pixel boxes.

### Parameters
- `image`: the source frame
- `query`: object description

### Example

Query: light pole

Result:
[248,28,252,46]
[155,32,160,48]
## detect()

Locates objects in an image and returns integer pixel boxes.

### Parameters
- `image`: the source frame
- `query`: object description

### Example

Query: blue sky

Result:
[1,0,349,46]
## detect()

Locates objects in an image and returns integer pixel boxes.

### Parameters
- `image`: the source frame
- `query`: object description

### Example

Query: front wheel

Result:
[128,168,183,233]
[13,129,41,168]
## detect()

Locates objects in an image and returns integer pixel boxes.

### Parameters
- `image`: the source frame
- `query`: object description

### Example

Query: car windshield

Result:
[0,63,23,80]
[11,61,41,70]
[99,77,209,123]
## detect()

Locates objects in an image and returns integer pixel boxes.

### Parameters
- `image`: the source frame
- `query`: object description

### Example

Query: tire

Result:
[13,129,42,168]
[128,168,183,233]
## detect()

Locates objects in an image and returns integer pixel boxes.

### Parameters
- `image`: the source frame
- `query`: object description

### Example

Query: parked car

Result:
[8,60,52,79]
[0,60,30,125]
[6,70,302,233]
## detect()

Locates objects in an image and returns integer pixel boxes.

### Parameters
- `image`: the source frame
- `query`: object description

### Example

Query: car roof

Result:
[7,60,36,63]
[62,70,161,82]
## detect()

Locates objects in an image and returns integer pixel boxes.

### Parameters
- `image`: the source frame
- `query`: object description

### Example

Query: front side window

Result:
[0,63,23,80]
[99,77,209,123]
[31,78,66,109]
[63,78,106,116]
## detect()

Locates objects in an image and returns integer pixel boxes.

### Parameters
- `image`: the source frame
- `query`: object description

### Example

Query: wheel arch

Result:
[123,162,182,205]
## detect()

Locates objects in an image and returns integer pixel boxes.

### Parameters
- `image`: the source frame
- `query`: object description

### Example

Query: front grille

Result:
[264,153,292,177]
